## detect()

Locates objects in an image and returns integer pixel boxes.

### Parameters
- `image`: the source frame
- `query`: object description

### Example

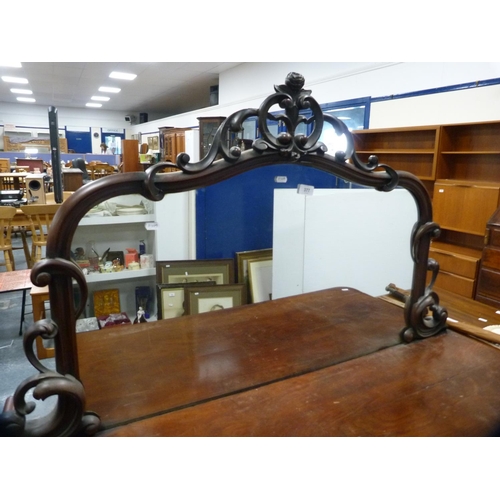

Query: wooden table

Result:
[0,269,32,335]
[73,287,500,437]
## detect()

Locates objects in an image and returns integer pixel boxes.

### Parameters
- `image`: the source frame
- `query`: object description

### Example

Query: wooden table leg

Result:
[30,286,54,360]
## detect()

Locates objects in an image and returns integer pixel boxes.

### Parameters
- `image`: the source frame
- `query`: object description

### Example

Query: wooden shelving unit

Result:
[353,121,500,299]
[353,125,440,182]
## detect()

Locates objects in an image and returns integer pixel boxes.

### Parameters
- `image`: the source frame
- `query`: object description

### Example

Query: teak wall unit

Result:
[353,121,500,299]
[353,125,440,198]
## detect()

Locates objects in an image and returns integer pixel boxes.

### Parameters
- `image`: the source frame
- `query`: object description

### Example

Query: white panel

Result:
[272,190,306,300]
[303,189,416,297]
[273,188,417,300]
[155,193,192,261]
[184,129,200,162]
[272,189,345,300]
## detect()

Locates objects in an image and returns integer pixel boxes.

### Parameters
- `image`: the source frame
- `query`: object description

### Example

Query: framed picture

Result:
[157,281,216,320]
[235,248,272,284]
[156,259,235,285]
[248,258,273,303]
[184,284,247,315]
[152,136,159,150]
[147,137,154,149]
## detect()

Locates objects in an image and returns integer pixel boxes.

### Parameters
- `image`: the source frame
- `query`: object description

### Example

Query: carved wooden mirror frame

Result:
[0,72,447,436]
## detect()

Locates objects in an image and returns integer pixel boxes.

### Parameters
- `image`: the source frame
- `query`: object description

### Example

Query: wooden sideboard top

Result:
[73,286,500,437]
[78,287,405,432]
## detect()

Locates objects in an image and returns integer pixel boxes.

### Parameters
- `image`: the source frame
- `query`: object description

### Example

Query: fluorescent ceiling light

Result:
[0,62,22,68]
[17,97,35,102]
[2,76,28,84]
[109,71,136,80]
[10,88,32,94]
[86,102,102,108]
[91,96,110,101]
[99,86,121,93]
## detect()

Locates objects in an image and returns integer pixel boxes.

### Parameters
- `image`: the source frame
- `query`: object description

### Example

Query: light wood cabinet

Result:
[122,139,141,173]
[159,127,192,165]
[428,241,481,299]
[432,180,500,236]
[354,121,500,298]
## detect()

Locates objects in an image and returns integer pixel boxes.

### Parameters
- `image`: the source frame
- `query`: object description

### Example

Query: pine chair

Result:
[45,191,74,204]
[0,175,16,190]
[0,206,18,271]
[20,204,60,267]
[89,162,116,180]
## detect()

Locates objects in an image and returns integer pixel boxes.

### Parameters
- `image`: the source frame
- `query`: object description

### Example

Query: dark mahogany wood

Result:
[98,329,500,437]
[78,287,404,429]
[0,72,453,437]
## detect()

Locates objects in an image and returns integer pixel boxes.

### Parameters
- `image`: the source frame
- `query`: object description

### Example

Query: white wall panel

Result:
[273,189,416,299]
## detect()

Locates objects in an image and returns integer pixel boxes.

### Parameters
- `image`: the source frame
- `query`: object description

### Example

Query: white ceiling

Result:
[0,62,243,118]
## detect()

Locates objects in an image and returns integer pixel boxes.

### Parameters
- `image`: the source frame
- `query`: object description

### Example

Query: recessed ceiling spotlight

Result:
[86,102,102,107]
[10,88,32,94]
[2,76,28,84]
[16,97,35,102]
[109,71,137,80]
[0,62,22,68]
[91,96,110,101]
[99,86,121,93]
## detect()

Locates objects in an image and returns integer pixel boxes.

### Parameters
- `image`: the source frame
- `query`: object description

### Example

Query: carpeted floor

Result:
[0,232,56,420]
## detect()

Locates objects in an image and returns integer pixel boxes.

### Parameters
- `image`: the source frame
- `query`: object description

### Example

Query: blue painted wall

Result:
[196,164,342,260]
[65,130,92,153]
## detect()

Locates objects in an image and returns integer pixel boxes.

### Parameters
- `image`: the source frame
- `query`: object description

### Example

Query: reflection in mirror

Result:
[0,71,447,437]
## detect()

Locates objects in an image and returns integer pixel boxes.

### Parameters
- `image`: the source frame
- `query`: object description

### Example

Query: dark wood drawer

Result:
[481,247,500,270]
[476,267,500,302]
[488,227,500,247]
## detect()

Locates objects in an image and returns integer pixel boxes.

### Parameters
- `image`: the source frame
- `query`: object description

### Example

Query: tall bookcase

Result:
[353,121,500,299]
[352,125,440,198]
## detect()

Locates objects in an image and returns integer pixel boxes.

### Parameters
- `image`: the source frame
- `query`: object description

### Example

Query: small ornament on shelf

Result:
[134,307,147,324]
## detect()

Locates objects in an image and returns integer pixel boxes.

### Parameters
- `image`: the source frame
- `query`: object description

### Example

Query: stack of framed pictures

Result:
[235,249,273,303]
[156,259,246,319]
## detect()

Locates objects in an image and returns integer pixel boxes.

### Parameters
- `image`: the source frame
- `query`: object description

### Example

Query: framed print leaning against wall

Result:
[184,284,247,315]
[157,281,216,319]
[156,259,235,285]
[248,257,273,303]
[235,249,272,284]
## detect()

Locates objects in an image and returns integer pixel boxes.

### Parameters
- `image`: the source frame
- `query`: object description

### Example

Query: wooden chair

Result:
[46,191,74,204]
[0,175,16,190]
[20,204,60,267]
[30,285,54,360]
[0,206,17,271]
[89,162,116,180]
